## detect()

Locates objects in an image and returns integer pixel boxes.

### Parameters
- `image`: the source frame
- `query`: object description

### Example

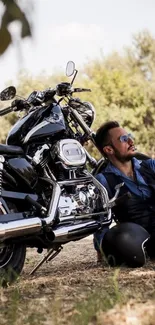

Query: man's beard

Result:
[114,147,136,162]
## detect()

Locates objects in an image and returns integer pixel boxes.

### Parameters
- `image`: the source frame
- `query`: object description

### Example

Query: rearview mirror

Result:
[0,86,16,101]
[66,61,75,77]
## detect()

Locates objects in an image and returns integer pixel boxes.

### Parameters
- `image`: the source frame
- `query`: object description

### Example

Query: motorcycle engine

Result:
[32,139,104,218]
[58,183,98,217]
[55,139,101,217]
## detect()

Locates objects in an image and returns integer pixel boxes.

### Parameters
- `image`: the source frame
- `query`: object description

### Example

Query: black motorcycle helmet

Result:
[101,222,150,267]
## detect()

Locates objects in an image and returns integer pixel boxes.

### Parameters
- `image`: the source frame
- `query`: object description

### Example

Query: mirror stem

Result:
[71,70,78,86]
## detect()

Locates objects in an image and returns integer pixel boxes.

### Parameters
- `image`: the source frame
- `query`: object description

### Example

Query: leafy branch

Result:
[0,0,32,55]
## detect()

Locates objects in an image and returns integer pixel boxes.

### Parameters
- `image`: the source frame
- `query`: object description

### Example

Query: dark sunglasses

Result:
[119,133,134,142]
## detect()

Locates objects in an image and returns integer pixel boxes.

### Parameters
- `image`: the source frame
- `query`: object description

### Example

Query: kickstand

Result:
[29,247,62,276]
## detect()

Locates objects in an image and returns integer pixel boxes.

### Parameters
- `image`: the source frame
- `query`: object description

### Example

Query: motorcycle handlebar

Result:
[0,85,91,116]
[0,106,13,116]
[0,99,31,116]
[73,87,91,93]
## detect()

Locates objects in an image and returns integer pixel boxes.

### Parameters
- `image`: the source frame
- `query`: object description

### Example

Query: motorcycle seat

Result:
[0,144,24,155]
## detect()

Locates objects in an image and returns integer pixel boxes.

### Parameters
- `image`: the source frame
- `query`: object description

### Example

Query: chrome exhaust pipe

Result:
[0,179,60,242]
[0,177,108,242]
[0,218,99,243]
[0,218,42,241]
[52,220,99,243]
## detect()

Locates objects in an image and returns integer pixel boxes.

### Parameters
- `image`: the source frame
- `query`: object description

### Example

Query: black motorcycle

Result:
[0,62,125,284]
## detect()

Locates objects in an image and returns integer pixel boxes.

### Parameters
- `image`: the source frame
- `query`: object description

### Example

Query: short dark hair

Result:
[95,121,120,153]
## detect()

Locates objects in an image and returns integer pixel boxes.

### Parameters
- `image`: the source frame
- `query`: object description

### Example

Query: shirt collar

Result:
[104,157,142,175]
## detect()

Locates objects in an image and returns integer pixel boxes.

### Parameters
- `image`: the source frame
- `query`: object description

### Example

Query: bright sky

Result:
[0,0,155,89]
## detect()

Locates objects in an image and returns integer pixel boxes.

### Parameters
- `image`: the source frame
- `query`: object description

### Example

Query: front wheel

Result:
[0,244,26,286]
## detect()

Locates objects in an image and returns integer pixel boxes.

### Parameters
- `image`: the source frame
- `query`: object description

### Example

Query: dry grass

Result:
[0,237,155,325]
[96,301,155,325]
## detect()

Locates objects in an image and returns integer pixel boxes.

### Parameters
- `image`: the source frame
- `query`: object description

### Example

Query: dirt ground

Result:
[1,236,155,325]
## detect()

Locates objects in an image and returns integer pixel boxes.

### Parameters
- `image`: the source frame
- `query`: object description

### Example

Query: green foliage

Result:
[0,0,32,55]
[1,30,155,156]
[79,30,155,157]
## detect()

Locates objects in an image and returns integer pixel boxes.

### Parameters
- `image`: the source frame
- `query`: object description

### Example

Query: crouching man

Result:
[94,121,155,267]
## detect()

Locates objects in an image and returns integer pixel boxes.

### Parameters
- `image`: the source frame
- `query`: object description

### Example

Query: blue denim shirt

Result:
[96,158,155,199]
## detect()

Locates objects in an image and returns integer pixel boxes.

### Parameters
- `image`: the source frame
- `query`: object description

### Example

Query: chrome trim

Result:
[0,155,5,167]
[0,155,4,196]
[69,107,93,137]
[43,167,57,182]
[59,209,112,223]
[53,220,99,243]
[34,177,61,225]
[59,174,111,221]
[84,148,97,168]
[84,171,110,210]
[58,177,92,186]
[56,139,86,166]
[0,180,60,241]
[0,218,42,241]
[33,144,49,165]
[46,180,61,225]
[0,173,112,242]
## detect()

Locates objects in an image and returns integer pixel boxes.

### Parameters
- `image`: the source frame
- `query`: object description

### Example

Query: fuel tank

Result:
[7,104,66,146]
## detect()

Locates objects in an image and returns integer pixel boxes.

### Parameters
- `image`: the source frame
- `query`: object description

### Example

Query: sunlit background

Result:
[0,0,155,88]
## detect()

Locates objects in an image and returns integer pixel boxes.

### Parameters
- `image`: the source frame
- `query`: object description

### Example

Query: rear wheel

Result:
[0,201,26,286]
